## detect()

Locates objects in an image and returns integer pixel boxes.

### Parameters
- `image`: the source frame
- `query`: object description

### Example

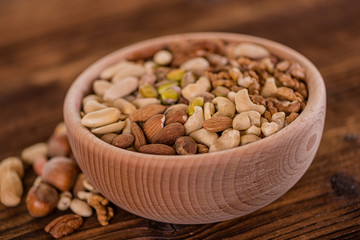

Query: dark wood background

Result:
[1,0,360,239]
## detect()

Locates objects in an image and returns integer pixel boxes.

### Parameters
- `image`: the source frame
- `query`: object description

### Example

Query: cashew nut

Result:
[180,57,210,75]
[244,125,261,136]
[235,89,266,114]
[237,76,254,88]
[57,191,72,211]
[240,134,261,145]
[189,128,218,147]
[233,43,270,59]
[21,143,48,165]
[261,122,279,137]
[184,106,204,135]
[181,76,211,101]
[153,50,173,65]
[232,111,261,130]
[229,67,242,81]
[272,112,286,130]
[77,191,91,201]
[132,98,160,108]
[144,61,156,74]
[227,91,236,103]
[203,102,215,120]
[83,178,98,193]
[113,98,137,115]
[209,129,240,152]
[261,77,277,97]
[261,57,274,73]
[260,117,269,125]
[212,97,236,118]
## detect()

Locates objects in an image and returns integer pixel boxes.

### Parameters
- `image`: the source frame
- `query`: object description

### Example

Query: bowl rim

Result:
[64,32,326,161]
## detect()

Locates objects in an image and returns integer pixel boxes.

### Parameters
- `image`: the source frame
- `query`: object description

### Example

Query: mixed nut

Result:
[81,39,308,155]
[0,122,114,239]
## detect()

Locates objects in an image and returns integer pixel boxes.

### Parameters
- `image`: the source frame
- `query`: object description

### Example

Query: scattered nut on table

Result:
[0,121,117,238]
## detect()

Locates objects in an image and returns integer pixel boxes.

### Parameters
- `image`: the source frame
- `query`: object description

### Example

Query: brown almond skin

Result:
[165,110,187,125]
[203,116,233,132]
[112,133,135,149]
[143,114,165,142]
[175,136,197,155]
[26,182,59,217]
[131,122,147,150]
[139,144,175,155]
[130,104,166,122]
[152,123,185,145]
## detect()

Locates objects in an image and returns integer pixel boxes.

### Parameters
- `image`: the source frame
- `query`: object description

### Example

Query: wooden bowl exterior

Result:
[64,33,326,224]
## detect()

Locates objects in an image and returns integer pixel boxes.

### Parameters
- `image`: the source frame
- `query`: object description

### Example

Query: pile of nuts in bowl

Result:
[81,39,308,155]
[0,122,114,239]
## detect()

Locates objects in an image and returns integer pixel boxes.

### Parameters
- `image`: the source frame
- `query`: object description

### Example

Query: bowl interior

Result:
[64,32,325,161]
[63,32,326,224]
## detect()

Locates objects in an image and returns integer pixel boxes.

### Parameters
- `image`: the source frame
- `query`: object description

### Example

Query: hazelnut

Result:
[26,182,59,217]
[47,134,71,157]
[42,157,78,192]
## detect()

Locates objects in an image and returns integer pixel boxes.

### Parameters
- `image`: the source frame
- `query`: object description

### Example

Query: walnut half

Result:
[45,214,83,239]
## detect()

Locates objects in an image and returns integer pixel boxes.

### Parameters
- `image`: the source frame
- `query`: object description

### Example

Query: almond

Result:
[165,110,188,125]
[130,104,166,122]
[203,116,233,132]
[139,144,175,155]
[143,114,165,142]
[112,133,134,149]
[130,122,147,150]
[175,136,197,155]
[152,123,184,146]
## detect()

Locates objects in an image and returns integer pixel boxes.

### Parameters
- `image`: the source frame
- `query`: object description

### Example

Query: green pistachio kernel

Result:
[160,88,179,105]
[187,97,204,116]
[157,81,179,94]
[139,84,158,98]
[167,69,185,81]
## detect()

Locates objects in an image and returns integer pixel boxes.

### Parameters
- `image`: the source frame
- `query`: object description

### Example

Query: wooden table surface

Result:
[1,0,360,239]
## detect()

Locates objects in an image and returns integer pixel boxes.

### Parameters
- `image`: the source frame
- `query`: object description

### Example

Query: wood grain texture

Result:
[0,0,360,239]
[64,33,326,224]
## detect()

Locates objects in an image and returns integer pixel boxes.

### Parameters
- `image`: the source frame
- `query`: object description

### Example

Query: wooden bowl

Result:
[64,32,326,224]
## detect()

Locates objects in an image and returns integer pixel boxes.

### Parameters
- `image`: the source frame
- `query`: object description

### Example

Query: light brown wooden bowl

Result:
[64,32,326,224]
